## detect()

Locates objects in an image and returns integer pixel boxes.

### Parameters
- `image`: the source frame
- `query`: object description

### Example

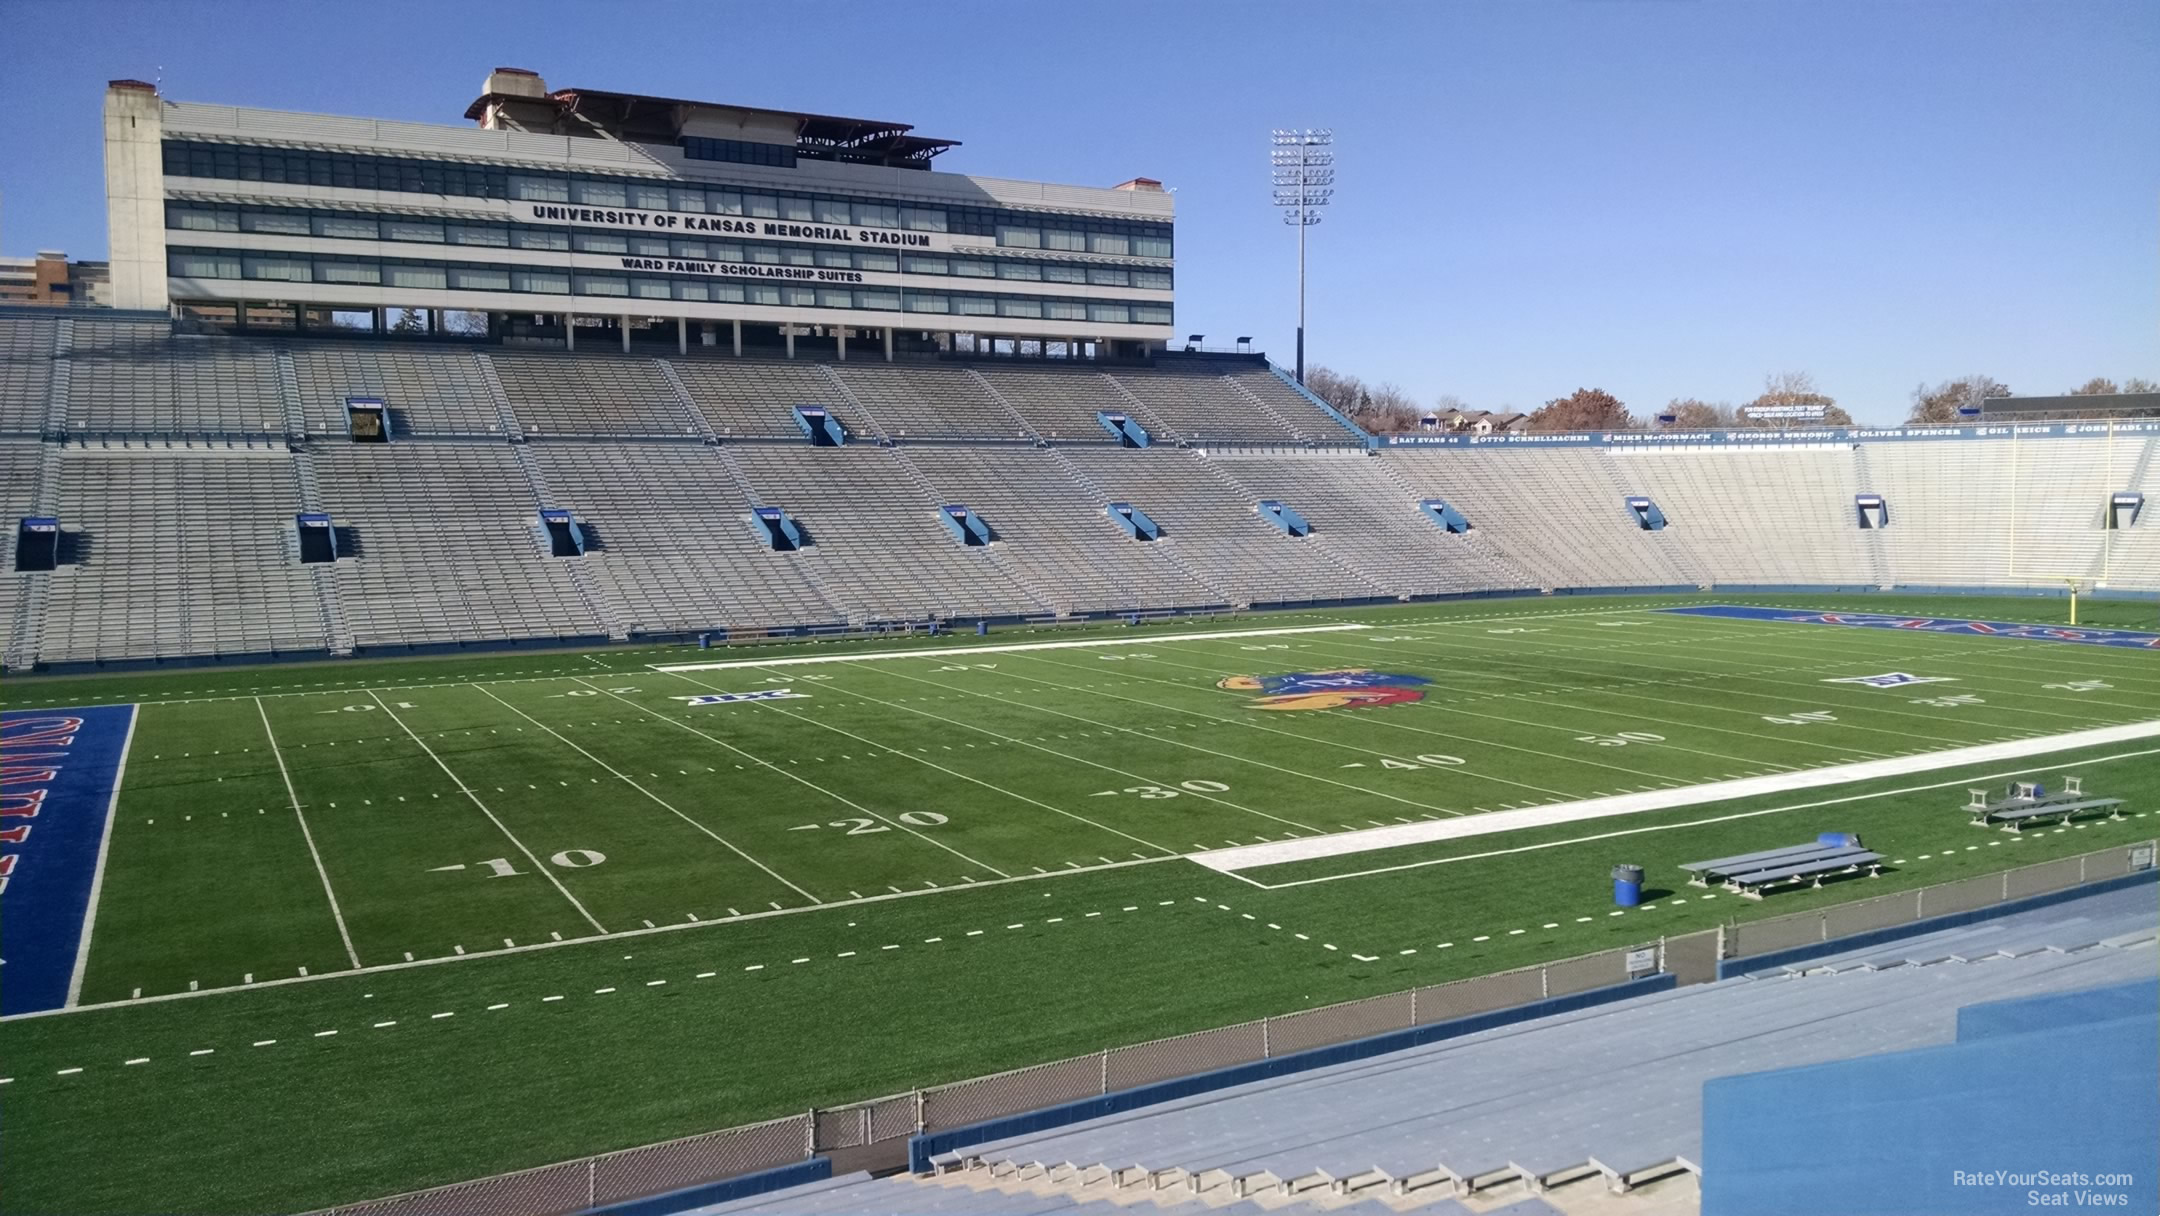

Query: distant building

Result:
[1439,409,1528,436]
[0,250,109,307]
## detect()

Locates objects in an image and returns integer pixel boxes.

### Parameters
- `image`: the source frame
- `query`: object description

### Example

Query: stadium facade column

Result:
[731,319,743,357]
[784,327,795,359]
[101,80,171,312]
[619,316,631,353]
[836,329,846,361]
[883,326,894,362]
[676,316,688,355]
[565,313,576,351]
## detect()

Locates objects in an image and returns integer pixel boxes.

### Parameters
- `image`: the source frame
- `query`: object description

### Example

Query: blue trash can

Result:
[697,633,710,650]
[1817,832,1861,849]
[1612,864,1644,907]
[976,620,989,637]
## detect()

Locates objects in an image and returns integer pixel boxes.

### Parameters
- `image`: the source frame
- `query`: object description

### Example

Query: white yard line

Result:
[1190,717,2160,874]
[571,678,1011,879]
[366,691,608,935]
[64,705,139,1007]
[254,697,362,970]
[648,623,1372,673]
[469,683,823,904]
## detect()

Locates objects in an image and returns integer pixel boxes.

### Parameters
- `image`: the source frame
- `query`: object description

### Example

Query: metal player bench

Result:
[1720,849,1884,899]
[1682,843,1843,887]
[1973,797,2125,832]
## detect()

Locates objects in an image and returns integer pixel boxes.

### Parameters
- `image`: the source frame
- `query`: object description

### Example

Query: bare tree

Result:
[2068,377,2121,396]
[1741,371,1854,427]
[1907,375,2011,425]
[1527,388,1634,432]
[1663,397,1737,429]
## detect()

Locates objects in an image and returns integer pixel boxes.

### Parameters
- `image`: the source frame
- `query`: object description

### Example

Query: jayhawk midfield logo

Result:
[1217,669,1432,711]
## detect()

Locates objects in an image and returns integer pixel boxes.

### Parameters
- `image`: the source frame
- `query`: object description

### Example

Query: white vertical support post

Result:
[884,326,894,361]
[676,315,687,355]
[1099,1049,1108,1095]
[1261,1017,1270,1059]
[731,318,743,356]
[619,316,631,354]
[785,327,795,359]
[836,328,847,361]
[565,312,576,351]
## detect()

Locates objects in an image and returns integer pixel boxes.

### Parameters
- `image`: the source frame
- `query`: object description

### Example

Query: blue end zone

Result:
[2,704,137,1015]
[1659,604,2160,650]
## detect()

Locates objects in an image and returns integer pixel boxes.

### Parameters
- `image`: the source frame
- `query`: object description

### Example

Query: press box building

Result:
[102,69,1175,358]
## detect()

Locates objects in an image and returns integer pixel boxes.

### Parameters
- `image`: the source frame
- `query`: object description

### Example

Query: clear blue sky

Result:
[3,0,2153,423]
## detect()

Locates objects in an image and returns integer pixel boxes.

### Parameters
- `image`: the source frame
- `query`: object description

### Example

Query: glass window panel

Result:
[780,246,814,267]
[745,194,779,219]
[1044,229,1084,252]
[1133,306,1173,324]
[634,279,672,299]
[998,297,1044,318]
[1087,302,1129,323]
[996,225,1041,249]
[630,183,669,210]
[448,266,512,291]
[630,236,670,257]
[710,243,744,262]
[448,224,511,247]
[1088,233,1131,256]
[956,296,996,316]
[388,264,447,290]
[242,255,311,282]
[673,240,710,259]
[901,208,946,233]
[997,262,1043,281]
[512,269,568,294]
[817,288,852,308]
[746,283,780,305]
[670,187,708,212]
[904,256,948,275]
[240,211,309,235]
[857,252,898,273]
[512,174,569,202]
[710,190,743,215]
[574,232,630,254]
[171,252,242,278]
[383,219,445,244]
[1046,300,1086,320]
[1133,270,1172,290]
[316,261,380,285]
[816,249,852,269]
[573,179,628,207]
[1043,264,1086,284]
[315,214,379,240]
[748,246,781,264]
[575,275,629,296]
[513,227,569,251]
[1087,267,1130,287]
[711,282,745,303]
[953,259,995,278]
[676,281,710,301]
[783,286,815,306]
[907,293,949,313]
[815,197,852,224]
[1133,234,1172,258]
[780,196,813,222]
[856,289,900,310]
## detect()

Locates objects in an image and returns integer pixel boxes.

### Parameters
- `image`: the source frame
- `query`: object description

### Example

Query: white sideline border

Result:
[64,705,138,1008]
[650,623,1371,672]
[1189,717,2160,876]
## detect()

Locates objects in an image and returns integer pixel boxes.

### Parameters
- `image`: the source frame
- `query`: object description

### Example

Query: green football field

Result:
[6,592,2160,1214]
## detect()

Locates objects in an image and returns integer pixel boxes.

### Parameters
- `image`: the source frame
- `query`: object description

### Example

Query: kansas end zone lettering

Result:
[1661,605,2160,650]
[617,257,865,283]
[1,704,137,1015]
[526,203,938,248]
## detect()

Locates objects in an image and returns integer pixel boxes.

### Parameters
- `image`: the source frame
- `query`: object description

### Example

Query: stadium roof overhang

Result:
[462,87,960,169]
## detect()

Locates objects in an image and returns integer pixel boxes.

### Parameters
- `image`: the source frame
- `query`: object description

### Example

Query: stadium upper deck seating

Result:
[4,314,2158,667]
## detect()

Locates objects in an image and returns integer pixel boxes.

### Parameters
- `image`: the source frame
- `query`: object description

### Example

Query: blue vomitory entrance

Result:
[1,703,137,1014]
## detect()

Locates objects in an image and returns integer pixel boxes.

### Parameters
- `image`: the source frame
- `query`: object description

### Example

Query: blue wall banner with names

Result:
[1658,605,2160,650]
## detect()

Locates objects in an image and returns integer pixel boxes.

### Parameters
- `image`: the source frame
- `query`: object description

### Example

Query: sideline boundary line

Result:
[649,623,1372,673]
[256,697,363,970]
[63,705,138,1007]
[1190,717,2160,874]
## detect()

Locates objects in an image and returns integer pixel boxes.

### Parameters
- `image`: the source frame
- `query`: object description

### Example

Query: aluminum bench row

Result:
[1970,797,2125,832]
[1721,849,1883,899]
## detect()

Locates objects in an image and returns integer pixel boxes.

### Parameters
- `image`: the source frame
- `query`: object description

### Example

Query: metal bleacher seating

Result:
[1107,368,1309,445]
[1385,448,1708,590]
[970,366,1166,442]
[894,447,1213,616]
[869,886,2154,1214]
[65,328,286,435]
[288,343,508,437]
[490,351,703,438]
[1055,447,1385,607]
[525,441,838,634]
[1224,368,1366,444]
[312,442,603,647]
[1608,446,1874,587]
[38,444,327,662]
[1681,840,1883,898]
[726,445,1045,623]
[0,314,58,435]
[827,364,1032,441]
[671,357,877,441]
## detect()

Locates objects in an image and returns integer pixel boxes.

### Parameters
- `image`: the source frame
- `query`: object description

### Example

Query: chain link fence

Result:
[323,841,2151,1216]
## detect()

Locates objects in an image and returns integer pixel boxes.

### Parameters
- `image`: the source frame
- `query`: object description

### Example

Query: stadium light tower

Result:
[1271,128,1333,383]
